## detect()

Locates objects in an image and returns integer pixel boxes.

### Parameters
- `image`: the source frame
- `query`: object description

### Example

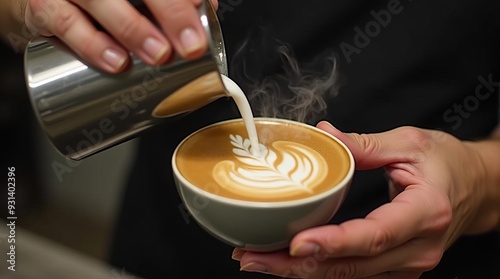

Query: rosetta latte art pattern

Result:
[213,134,329,200]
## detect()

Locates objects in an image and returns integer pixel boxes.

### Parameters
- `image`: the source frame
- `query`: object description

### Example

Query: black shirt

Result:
[110,0,500,278]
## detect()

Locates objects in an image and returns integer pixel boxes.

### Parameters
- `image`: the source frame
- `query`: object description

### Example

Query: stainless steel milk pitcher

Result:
[24,0,228,160]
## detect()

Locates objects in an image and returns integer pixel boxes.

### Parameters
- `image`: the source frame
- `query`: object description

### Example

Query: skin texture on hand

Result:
[233,122,500,279]
[0,0,31,46]
[23,0,218,73]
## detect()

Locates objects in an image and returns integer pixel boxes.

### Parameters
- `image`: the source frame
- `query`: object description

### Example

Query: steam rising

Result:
[230,41,340,125]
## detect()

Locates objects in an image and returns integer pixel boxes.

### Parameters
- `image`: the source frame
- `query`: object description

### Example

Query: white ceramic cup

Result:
[172,118,355,252]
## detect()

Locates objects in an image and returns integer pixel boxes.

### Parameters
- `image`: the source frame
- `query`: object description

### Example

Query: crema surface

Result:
[175,119,350,202]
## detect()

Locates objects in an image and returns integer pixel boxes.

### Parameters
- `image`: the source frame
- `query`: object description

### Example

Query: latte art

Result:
[175,119,349,202]
[213,134,328,199]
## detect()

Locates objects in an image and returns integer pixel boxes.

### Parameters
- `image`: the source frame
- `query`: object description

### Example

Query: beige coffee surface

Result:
[175,119,350,202]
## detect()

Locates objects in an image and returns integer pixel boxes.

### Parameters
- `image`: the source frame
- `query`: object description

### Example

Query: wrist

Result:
[466,138,500,232]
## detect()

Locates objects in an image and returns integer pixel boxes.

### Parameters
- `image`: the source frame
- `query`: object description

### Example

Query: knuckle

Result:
[395,126,434,161]
[397,127,432,151]
[155,0,193,23]
[53,9,77,36]
[163,1,192,17]
[395,126,427,141]
[29,0,55,13]
[324,262,359,279]
[115,14,145,43]
[28,0,58,30]
[416,248,443,271]
[325,227,345,255]
[429,195,452,233]
[368,227,392,255]
[355,133,382,155]
[407,239,444,271]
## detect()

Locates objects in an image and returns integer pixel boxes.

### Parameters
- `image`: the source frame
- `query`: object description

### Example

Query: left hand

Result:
[232,122,499,278]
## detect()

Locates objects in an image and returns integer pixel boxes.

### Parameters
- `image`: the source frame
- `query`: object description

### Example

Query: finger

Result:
[27,0,129,73]
[145,0,208,59]
[385,164,415,200]
[211,0,219,10]
[72,0,172,66]
[191,0,219,10]
[290,186,451,258]
[189,0,219,13]
[387,178,402,200]
[240,238,440,278]
[316,122,430,170]
[25,1,52,36]
[239,250,298,277]
[231,247,246,260]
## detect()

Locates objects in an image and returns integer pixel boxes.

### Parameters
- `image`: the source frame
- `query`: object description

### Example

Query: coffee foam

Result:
[175,119,350,202]
[213,136,327,199]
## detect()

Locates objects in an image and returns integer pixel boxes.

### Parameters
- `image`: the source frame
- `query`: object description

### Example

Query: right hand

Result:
[24,0,219,73]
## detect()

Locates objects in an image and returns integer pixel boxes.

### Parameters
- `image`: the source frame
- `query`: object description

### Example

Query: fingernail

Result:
[180,28,203,54]
[102,49,127,70]
[290,242,320,257]
[240,262,268,273]
[231,251,243,261]
[143,37,168,62]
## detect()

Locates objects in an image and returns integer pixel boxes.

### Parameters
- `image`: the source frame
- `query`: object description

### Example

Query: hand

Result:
[24,0,219,73]
[232,122,500,278]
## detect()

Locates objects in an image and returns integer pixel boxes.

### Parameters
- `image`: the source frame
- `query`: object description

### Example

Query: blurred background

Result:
[0,40,141,278]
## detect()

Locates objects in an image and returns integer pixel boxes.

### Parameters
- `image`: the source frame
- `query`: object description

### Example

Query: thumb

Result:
[316,121,420,170]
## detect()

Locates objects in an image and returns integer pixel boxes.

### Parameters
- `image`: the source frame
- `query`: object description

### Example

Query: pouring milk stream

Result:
[221,75,262,157]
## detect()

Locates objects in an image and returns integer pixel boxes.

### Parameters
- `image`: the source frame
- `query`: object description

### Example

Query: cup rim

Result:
[172,117,355,208]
